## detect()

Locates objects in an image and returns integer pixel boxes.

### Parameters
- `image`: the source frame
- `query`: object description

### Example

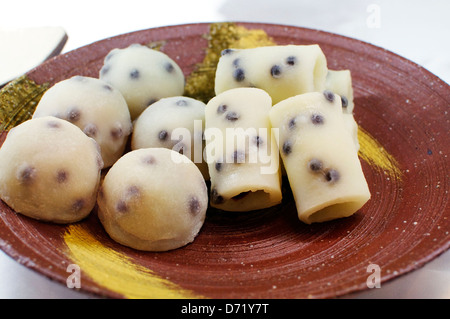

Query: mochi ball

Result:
[99,43,185,120]
[0,116,103,223]
[131,96,208,179]
[97,148,208,251]
[33,76,132,168]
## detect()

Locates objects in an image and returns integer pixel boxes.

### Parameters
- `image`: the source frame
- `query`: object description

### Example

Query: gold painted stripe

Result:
[64,223,203,299]
[0,75,49,131]
[184,22,276,103]
[358,126,403,180]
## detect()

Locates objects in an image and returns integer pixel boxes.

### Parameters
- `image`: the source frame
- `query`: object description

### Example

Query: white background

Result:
[2,0,449,84]
[0,0,449,298]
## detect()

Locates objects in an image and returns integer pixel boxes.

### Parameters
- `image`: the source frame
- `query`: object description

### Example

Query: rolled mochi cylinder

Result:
[97,148,208,252]
[131,96,209,180]
[325,70,354,114]
[204,87,282,212]
[215,45,328,104]
[269,91,371,224]
[325,70,359,150]
[0,116,103,223]
[99,43,185,120]
[32,76,132,168]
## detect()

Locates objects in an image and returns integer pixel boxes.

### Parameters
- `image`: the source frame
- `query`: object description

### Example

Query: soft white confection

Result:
[325,70,355,114]
[33,76,132,168]
[97,148,208,252]
[325,70,359,150]
[131,96,209,180]
[215,45,328,104]
[0,116,103,223]
[99,43,185,120]
[205,87,282,212]
[269,92,371,224]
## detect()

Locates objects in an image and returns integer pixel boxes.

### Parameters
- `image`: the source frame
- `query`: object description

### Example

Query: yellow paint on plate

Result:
[64,223,202,299]
[358,126,402,180]
[184,22,276,103]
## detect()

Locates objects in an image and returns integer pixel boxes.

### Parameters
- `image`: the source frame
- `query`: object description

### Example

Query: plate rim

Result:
[0,21,449,299]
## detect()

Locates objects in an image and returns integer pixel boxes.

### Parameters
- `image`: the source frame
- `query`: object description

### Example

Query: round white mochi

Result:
[33,76,132,168]
[97,148,208,252]
[99,43,185,120]
[131,96,208,179]
[0,116,103,223]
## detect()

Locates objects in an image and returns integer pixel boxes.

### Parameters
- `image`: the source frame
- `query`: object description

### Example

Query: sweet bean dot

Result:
[286,56,297,66]
[17,165,35,184]
[288,117,297,130]
[211,188,224,205]
[72,199,85,211]
[221,48,235,56]
[188,197,201,215]
[323,90,335,102]
[311,113,324,125]
[282,140,292,155]
[142,155,156,165]
[127,185,140,197]
[233,68,245,82]
[47,120,61,128]
[176,99,188,106]
[56,169,68,183]
[73,76,87,82]
[308,159,323,172]
[116,200,128,213]
[111,127,123,140]
[232,58,240,68]
[165,62,174,73]
[67,108,81,123]
[253,136,263,147]
[217,104,228,114]
[83,123,98,137]
[174,143,186,155]
[325,169,340,183]
[270,65,282,78]
[215,162,223,172]
[232,150,246,163]
[130,68,140,79]
[100,65,110,76]
[341,96,349,108]
[225,111,240,121]
[103,84,113,91]
[158,130,168,141]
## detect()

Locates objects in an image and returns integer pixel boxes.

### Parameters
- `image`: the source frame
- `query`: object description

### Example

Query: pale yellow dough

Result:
[205,87,282,212]
[33,76,132,168]
[131,96,209,180]
[215,45,328,104]
[0,116,103,223]
[99,43,185,120]
[97,148,208,251]
[325,69,359,150]
[269,92,370,224]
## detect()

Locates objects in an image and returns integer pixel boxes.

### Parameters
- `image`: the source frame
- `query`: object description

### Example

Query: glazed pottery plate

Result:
[0,22,448,299]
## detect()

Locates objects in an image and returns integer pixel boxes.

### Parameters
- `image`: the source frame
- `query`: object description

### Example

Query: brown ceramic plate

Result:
[0,22,448,299]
